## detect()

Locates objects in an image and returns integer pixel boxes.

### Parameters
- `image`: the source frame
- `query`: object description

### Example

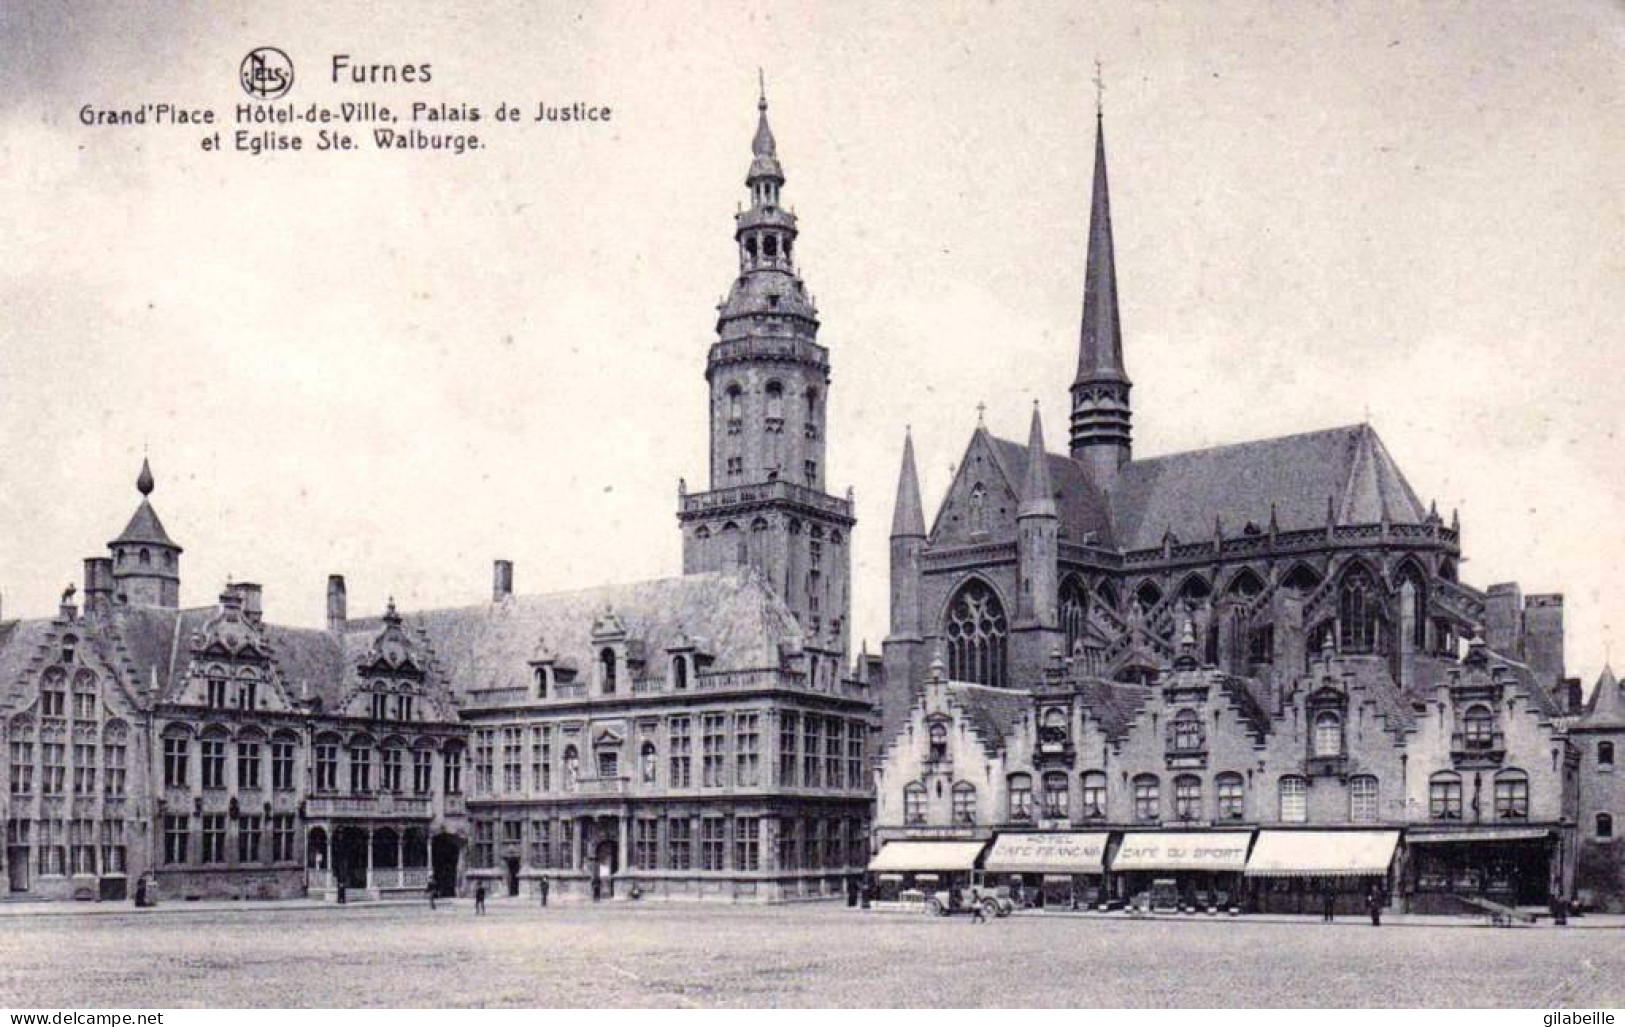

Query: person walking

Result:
[970,899,987,924]
[474,881,487,916]
[1366,885,1382,926]
[425,878,437,911]
[538,876,549,908]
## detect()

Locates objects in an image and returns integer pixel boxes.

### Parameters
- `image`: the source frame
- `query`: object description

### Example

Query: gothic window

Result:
[1226,569,1264,599]
[1216,772,1245,821]
[1395,560,1429,649]
[1042,771,1069,818]
[952,782,977,825]
[1463,705,1496,749]
[1008,773,1033,822]
[1281,563,1322,594]
[599,648,617,695]
[1597,813,1614,840]
[1279,776,1308,823]
[944,580,1008,688]
[1059,577,1090,656]
[1313,711,1343,758]
[927,722,948,762]
[1133,774,1160,823]
[968,484,987,535]
[903,782,927,825]
[1338,564,1380,653]
[1095,580,1119,613]
[1133,581,1162,612]
[1177,575,1211,608]
[1350,775,1379,823]
[1429,772,1463,820]
[1173,774,1202,821]
[1493,770,1529,821]
[1080,771,1107,819]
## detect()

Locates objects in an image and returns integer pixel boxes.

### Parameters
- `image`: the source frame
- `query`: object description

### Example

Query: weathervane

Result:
[1093,58,1105,117]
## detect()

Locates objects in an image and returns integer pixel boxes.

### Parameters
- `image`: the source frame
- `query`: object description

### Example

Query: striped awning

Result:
[1244,831,1399,878]
[867,840,988,873]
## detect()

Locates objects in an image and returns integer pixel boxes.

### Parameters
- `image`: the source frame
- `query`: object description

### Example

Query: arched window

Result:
[726,384,743,422]
[1171,709,1203,752]
[1095,580,1119,613]
[1597,813,1615,840]
[1177,575,1212,605]
[534,667,548,699]
[927,722,948,762]
[1133,580,1163,612]
[1174,774,1202,820]
[235,671,257,712]
[1463,705,1496,749]
[765,381,784,421]
[968,484,987,535]
[672,656,688,691]
[1216,772,1245,821]
[1132,774,1160,823]
[1338,565,1380,653]
[1226,569,1264,599]
[903,782,927,825]
[599,648,617,695]
[1395,560,1429,649]
[1279,776,1308,823]
[952,782,977,825]
[139,548,151,566]
[1080,771,1107,819]
[1313,711,1343,758]
[1601,741,1616,769]
[1042,771,1069,819]
[1429,772,1463,820]
[1282,563,1322,594]
[944,580,1008,687]
[1008,773,1033,822]
[1494,769,1529,821]
[1059,577,1090,656]
[1350,775,1379,822]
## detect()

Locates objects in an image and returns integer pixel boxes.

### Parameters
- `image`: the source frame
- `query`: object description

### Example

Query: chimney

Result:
[493,559,514,602]
[83,557,115,615]
[327,574,347,633]
[1483,583,1524,660]
[235,582,264,625]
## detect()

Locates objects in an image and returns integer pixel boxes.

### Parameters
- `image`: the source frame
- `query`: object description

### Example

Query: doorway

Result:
[504,857,521,897]
[333,827,369,890]
[7,848,28,892]
[431,833,461,897]
[593,838,618,900]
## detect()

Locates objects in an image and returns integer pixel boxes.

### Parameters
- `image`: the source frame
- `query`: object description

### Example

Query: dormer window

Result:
[61,636,78,665]
[235,678,257,711]
[599,648,617,695]
[534,666,549,699]
[672,655,688,691]
[207,675,228,709]
[927,722,948,762]
[395,695,414,721]
[371,693,388,721]
[1463,705,1496,749]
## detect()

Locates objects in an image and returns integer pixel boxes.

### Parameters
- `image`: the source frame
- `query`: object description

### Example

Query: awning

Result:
[1111,832,1253,872]
[1406,827,1553,845]
[1244,831,1399,878]
[984,832,1109,874]
[867,840,988,873]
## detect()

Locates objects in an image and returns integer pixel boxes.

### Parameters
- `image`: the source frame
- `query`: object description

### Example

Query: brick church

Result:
[873,110,1621,915]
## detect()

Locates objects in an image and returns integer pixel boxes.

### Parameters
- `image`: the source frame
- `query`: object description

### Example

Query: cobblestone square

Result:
[2,901,1623,1007]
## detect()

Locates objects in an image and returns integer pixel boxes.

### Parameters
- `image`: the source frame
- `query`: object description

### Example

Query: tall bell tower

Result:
[678,83,855,668]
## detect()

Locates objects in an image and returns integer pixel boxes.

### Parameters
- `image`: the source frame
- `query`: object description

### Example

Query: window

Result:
[348,744,372,793]
[1172,709,1203,752]
[381,745,403,793]
[1043,771,1069,819]
[1602,742,1617,769]
[803,715,823,788]
[669,717,692,788]
[1216,773,1245,821]
[1080,772,1107,819]
[237,739,262,790]
[779,818,801,870]
[1279,776,1307,823]
[1313,711,1343,758]
[1494,771,1529,821]
[443,745,463,795]
[40,737,65,795]
[201,737,226,789]
[735,714,760,787]
[101,819,127,874]
[72,742,96,795]
[669,819,692,870]
[531,726,552,792]
[904,782,927,825]
[395,695,414,721]
[778,712,799,786]
[236,677,257,712]
[72,680,96,720]
[206,675,228,709]
[1133,775,1160,823]
[1598,813,1615,840]
[825,719,843,788]
[1429,773,1463,820]
[1009,773,1034,822]
[952,782,977,825]
[413,748,433,795]
[559,821,574,869]
[163,815,188,864]
[735,817,760,871]
[69,819,96,875]
[702,714,728,788]
[671,655,688,691]
[1338,565,1380,653]
[640,741,658,785]
[238,815,262,863]
[1040,708,1069,749]
[472,821,494,870]
[944,580,1009,687]
[41,675,65,717]
[315,742,338,793]
[596,747,619,780]
[503,819,523,848]
[8,727,33,795]
[371,693,388,720]
[201,814,226,864]
[1174,775,1202,820]
[1350,775,1379,823]
[271,815,296,862]
[634,818,659,870]
[599,648,617,694]
[1463,705,1496,749]
[37,819,64,875]
[700,818,726,871]
[531,820,552,868]
[103,728,127,797]
[846,721,865,790]
[1059,577,1090,656]
[926,721,949,762]
[473,729,495,794]
[502,727,523,792]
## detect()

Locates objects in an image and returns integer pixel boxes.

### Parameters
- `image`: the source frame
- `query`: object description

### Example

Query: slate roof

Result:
[1579,665,1625,729]
[109,499,180,549]
[985,434,1116,548]
[1073,678,1152,741]
[943,681,1031,751]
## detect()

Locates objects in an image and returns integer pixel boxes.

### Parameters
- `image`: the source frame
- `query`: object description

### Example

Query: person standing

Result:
[1366,885,1382,926]
[474,881,487,915]
[425,878,437,911]
[538,876,549,908]
[1320,879,1336,922]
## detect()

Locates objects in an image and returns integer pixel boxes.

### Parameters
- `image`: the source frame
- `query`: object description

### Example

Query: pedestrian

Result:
[538,876,549,908]
[337,881,347,906]
[474,881,487,916]
[1366,886,1382,927]
[425,878,437,911]
[971,899,987,924]
[1320,880,1335,923]
[1551,887,1569,926]
[591,875,602,903]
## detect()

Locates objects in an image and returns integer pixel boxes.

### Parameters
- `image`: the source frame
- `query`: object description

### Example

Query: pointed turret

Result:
[1017,403,1060,636]
[1069,110,1133,484]
[890,428,926,539]
[1018,403,1057,519]
[107,458,182,608]
[1583,664,1625,727]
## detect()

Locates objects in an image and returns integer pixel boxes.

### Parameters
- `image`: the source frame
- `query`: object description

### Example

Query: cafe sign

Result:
[1110,832,1253,872]
[985,832,1109,874]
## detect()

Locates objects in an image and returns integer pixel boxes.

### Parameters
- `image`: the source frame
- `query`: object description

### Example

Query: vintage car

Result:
[926,874,1014,918]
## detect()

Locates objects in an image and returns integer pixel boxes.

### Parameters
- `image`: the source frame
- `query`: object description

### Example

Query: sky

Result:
[1,1,1621,688]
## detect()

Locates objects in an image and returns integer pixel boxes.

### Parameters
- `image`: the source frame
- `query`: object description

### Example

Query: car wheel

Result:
[927,898,944,916]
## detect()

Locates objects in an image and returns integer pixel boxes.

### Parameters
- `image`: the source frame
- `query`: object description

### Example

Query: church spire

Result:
[1069,105,1133,484]
[1019,402,1057,519]
[890,427,926,539]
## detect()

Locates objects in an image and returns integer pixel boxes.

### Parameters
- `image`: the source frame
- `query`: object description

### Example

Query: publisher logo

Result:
[240,47,294,100]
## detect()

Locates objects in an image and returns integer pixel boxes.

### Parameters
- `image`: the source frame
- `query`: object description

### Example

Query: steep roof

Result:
[1581,665,1625,729]
[943,681,1030,751]
[1109,423,1428,551]
[1075,113,1127,387]
[985,434,1115,548]
[110,499,179,549]
[890,429,926,538]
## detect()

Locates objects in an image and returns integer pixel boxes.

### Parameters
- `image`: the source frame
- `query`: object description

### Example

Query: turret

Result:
[882,427,928,745]
[1016,403,1059,628]
[107,457,182,608]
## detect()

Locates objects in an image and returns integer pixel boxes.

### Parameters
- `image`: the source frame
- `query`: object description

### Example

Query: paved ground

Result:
[2,898,1622,1007]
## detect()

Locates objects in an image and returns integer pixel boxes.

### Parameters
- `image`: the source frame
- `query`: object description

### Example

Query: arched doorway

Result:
[333,826,369,890]
[592,837,618,900]
[431,833,462,898]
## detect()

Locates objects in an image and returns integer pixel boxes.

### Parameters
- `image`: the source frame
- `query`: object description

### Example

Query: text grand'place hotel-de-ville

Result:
[4,88,1624,919]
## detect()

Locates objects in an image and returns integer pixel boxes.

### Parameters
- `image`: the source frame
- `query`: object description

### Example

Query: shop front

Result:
[1244,830,1399,915]
[1404,827,1556,914]
[983,832,1109,910]
[1110,831,1253,913]
[867,840,989,911]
